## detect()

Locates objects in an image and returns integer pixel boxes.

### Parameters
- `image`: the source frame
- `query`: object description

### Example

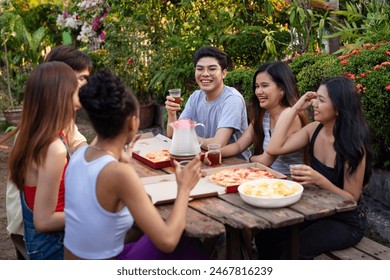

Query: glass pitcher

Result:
[169,118,205,156]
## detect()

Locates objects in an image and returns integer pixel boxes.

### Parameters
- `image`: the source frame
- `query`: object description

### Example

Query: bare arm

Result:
[34,140,67,232]
[115,156,202,253]
[220,124,254,157]
[200,127,234,150]
[290,154,366,202]
[266,92,317,156]
[69,123,88,151]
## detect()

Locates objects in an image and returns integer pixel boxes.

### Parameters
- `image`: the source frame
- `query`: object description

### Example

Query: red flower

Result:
[343,72,355,80]
[128,58,134,65]
[360,73,366,78]
[381,61,390,66]
[341,59,348,66]
[374,64,381,70]
[351,50,360,55]
[385,85,390,91]
[356,84,365,93]
[385,51,390,56]
[363,43,372,49]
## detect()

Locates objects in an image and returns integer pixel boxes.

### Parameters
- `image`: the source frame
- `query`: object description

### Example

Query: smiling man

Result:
[165,46,250,160]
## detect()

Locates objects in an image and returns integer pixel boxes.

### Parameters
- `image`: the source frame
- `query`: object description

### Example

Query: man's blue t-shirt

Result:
[180,86,251,161]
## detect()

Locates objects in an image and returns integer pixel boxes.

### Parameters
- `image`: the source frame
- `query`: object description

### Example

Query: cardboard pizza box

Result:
[132,134,172,169]
[141,162,287,204]
[141,174,224,205]
[201,162,287,193]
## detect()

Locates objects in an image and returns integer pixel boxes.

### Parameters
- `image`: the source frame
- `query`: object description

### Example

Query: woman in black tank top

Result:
[256,76,372,259]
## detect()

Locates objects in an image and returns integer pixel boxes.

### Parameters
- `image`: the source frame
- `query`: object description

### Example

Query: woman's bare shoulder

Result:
[302,121,321,136]
[101,161,142,187]
[47,138,68,156]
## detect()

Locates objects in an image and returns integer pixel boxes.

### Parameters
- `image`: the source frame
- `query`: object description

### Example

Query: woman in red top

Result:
[8,61,79,259]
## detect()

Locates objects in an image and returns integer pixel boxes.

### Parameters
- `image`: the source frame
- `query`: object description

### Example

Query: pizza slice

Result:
[209,167,275,187]
[145,149,170,162]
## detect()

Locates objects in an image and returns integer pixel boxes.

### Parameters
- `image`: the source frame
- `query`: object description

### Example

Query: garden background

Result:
[1,0,389,258]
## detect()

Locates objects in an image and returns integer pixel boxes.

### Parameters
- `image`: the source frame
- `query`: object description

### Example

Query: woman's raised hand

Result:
[120,134,142,163]
[293,91,317,112]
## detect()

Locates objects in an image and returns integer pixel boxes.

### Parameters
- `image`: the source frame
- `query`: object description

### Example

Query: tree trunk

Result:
[328,0,341,54]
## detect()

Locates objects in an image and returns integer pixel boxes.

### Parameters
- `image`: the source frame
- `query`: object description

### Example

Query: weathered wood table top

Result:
[131,135,357,259]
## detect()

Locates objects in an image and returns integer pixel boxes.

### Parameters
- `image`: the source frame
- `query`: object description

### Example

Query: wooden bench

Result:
[10,234,28,260]
[315,237,390,260]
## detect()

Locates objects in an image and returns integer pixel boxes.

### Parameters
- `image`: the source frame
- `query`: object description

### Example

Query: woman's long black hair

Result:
[249,61,309,155]
[322,76,372,185]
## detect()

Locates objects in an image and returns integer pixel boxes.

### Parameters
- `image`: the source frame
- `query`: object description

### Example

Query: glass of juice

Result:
[205,144,221,166]
[168,88,182,104]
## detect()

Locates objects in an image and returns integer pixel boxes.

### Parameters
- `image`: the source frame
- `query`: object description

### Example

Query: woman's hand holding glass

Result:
[290,164,318,185]
[173,155,202,195]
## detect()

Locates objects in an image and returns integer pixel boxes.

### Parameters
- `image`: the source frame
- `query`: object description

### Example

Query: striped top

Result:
[262,110,304,176]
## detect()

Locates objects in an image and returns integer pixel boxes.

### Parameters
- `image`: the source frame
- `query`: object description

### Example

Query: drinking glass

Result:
[205,144,221,166]
[168,88,182,104]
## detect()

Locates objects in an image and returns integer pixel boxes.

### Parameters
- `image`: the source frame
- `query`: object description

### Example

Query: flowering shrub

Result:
[290,41,390,168]
[293,54,343,95]
[56,0,109,44]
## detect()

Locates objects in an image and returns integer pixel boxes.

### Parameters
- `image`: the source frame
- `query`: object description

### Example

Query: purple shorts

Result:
[116,234,208,260]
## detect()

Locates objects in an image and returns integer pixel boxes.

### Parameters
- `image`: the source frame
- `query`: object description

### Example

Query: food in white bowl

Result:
[237,179,303,208]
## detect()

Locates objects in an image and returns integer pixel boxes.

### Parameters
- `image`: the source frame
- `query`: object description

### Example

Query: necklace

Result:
[91,145,116,157]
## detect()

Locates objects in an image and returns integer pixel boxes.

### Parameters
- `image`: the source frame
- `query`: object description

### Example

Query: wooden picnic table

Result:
[130,136,357,260]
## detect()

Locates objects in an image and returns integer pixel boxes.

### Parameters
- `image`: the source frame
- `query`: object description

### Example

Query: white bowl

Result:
[237,179,303,208]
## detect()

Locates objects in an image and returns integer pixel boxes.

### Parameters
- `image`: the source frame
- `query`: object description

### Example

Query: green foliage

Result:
[69,0,333,105]
[22,3,63,47]
[327,0,390,52]
[291,53,343,95]
[292,41,390,168]
[340,44,388,74]
[289,52,320,76]
[87,49,109,73]
[0,1,47,109]
[342,42,390,168]
[224,68,256,101]
[287,0,330,54]
[224,26,290,67]
[103,0,285,105]
[357,66,390,168]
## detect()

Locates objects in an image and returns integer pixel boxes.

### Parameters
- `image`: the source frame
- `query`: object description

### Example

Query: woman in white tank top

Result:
[64,71,207,260]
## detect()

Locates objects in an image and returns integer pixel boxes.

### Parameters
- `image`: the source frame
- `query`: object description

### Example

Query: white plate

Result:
[238,179,303,208]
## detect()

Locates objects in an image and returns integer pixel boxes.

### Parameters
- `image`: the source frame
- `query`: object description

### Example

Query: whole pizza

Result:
[145,149,170,162]
[209,167,274,187]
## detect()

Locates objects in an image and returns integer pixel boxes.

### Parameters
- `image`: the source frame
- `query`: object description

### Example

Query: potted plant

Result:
[0,2,46,125]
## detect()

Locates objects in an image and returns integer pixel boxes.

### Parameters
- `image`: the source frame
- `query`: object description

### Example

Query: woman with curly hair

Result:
[64,71,207,260]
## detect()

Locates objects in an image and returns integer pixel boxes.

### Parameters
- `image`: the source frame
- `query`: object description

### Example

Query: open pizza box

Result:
[141,174,226,205]
[142,162,287,205]
[201,162,287,193]
[132,133,172,169]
